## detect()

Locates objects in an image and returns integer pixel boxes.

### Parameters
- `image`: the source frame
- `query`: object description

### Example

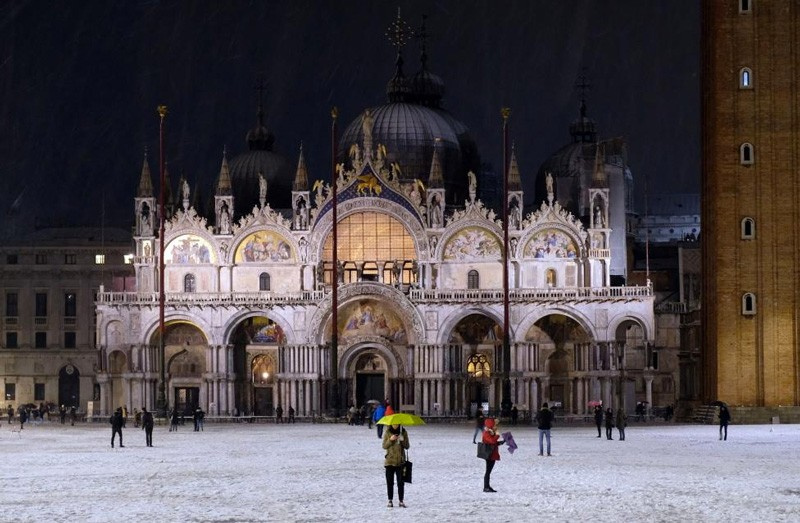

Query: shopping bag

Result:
[402,460,413,483]
[477,442,493,459]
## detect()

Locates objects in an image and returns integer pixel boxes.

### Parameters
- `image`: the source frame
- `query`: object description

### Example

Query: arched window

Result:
[467,270,480,289]
[742,293,756,315]
[546,268,557,288]
[739,0,751,14]
[362,262,378,282]
[740,143,754,165]
[343,262,358,283]
[183,274,196,293]
[739,67,752,89]
[259,272,271,291]
[467,353,491,378]
[741,217,755,239]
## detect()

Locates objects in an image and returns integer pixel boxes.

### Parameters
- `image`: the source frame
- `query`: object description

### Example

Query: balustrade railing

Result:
[96,290,326,306]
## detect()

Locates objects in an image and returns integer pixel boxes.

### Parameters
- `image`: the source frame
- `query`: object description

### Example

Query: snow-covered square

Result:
[1,421,799,522]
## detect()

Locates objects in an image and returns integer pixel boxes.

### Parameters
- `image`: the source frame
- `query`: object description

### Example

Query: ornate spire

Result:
[593,142,608,187]
[418,14,429,71]
[216,146,232,196]
[428,137,444,188]
[508,143,521,191]
[137,147,153,197]
[293,143,309,191]
[385,8,412,102]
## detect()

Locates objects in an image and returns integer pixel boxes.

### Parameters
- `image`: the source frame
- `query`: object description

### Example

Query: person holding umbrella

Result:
[382,420,410,507]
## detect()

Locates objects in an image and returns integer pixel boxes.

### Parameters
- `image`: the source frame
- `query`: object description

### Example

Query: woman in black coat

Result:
[604,408,614,440]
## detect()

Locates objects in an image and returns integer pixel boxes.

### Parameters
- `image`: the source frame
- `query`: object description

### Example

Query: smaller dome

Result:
[409,69,445,107]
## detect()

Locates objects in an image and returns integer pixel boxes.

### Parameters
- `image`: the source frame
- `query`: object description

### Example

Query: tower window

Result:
[740,143,754,165]
[739,68,752,89]
[183,274,196,293]
[742,292,756,315]
[739,0,751,13]
[467,270,480,289]
[741,217,755,239]
[259,272,271,291]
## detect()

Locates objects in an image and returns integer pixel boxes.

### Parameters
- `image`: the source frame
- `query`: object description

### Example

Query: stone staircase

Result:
[690,404,717,424]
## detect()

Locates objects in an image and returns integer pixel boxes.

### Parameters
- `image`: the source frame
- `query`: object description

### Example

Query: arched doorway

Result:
[449,313,502,415]
[466,353,491,414]
[58,364,80,409]
[353,351,386,407]
[251,354,276,416]
[157,322,208,415]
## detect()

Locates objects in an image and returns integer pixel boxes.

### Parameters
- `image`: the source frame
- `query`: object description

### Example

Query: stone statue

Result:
[510,237,518,257]
[430,194,443,228]
[259,174,268,206]
[429,235,438,253]
[294,196,308,229]
[595,206,604,228]
[546,172,554,202]
[362,109,374,150]
[182,180,190,201]
[140,202,151,235]
[219,200,231,234]
[467,171,477,202]
[299,237,308,263]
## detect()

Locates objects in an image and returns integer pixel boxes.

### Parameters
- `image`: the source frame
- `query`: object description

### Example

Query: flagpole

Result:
[330,106,340,417]
[501,107,512,417]
[156,104,168,419]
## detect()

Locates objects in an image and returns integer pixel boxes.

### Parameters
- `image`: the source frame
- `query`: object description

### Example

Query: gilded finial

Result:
[157,105,168,119]
[386,7,412,52]
[501,107,511,121]
[331,106,339,120]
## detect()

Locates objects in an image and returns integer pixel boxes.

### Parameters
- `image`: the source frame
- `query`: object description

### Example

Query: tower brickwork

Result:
[702,0,800,407]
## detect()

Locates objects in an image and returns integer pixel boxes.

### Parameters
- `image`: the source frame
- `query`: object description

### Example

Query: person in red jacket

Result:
[384,400,395,416]
[481,418,504,493]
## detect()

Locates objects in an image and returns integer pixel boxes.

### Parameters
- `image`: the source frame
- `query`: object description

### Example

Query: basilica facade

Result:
[94,124,655,418]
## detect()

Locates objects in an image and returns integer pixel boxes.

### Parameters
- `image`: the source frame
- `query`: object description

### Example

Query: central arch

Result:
[339,339,403,409]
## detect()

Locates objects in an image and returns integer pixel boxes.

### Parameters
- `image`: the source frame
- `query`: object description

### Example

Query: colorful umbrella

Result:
[501,431,518,454]
[376,413,426,426]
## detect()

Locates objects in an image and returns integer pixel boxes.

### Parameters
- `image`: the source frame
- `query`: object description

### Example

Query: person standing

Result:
[18,406,28,431]
[472,409,485,444]
[193,408,201,431]
[70,405,77,426]
[537,403,554,456]
[110,408,124,448]
[593,405,603,438]
[604,408,614,440]
[169,407,179,432]
[288,406,295,423]
[7,404,14,424]
[373,402,386,439]
[142,407,154,447]
[510,405,519,425]
[616,408,627,441]
[275,405,283,424]
[59,404,67,424]
[719,405,731,441]
[481,418,504,493]
[122,405,128,428]
[382,422,410,508]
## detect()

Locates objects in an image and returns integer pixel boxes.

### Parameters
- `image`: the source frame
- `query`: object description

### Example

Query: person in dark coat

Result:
[18,406,28,430]
[7,405,13,424]
[193,408,201,431]
[481,418,504,492]
[110,408,124,447]
[287,406,295,423]
[719,405,731,440]
[594,405,603,437]
[537,403,554,456]
[275,405,283,424]
[604,408,614,440]
[473,409,485,444]
[70,405,77,426]
[169,407,179,432]
[59,404,67,424]
[510,405,519,425]
[616,408,627,441]
[382,422,410,508]
[142,407,154,447]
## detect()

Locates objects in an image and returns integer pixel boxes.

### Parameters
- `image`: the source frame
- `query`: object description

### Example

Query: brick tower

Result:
[702,0,800,417]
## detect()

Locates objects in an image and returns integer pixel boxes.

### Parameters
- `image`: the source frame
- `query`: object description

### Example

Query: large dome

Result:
[228,106,292,215]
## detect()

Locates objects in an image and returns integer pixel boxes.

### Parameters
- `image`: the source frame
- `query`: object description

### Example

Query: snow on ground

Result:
[1,420,799,522]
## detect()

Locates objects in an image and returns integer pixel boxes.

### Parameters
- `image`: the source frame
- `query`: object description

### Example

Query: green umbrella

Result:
[376,413,426,426]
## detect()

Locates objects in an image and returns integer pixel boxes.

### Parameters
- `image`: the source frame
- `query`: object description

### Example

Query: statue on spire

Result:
[259,173,268,208]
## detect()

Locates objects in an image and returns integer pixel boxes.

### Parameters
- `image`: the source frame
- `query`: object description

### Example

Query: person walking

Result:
[142,407,154,447]
[7,405,14,424]
[288,406,295,423]
[382,422,410,508]
[481,418,504,493]
[70,405,77,426]
[604,408,614,440]
[472,409,485,444]
[59,404,67,424]
[537,402,554,456]
[275,405,283,424]
[719,404,731,441]
[616,408,627,441]
[169,407,179,432]
[593,405,603,438]
[18,406,28,431]
[193,408,201,432]
[110,407,124,448]
[373,402,387,439]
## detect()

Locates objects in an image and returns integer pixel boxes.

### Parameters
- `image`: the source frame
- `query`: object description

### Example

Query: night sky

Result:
[0,0,699,231]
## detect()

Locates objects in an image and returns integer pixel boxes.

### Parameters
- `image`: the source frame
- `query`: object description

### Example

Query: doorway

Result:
[356,373,384,406]
[254,387,274,416]
[58,365,80,409]
[174,387,199,415]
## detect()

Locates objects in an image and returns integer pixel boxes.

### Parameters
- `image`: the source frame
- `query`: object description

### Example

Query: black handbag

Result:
[477,442,493,460]
[402,450,413,483]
